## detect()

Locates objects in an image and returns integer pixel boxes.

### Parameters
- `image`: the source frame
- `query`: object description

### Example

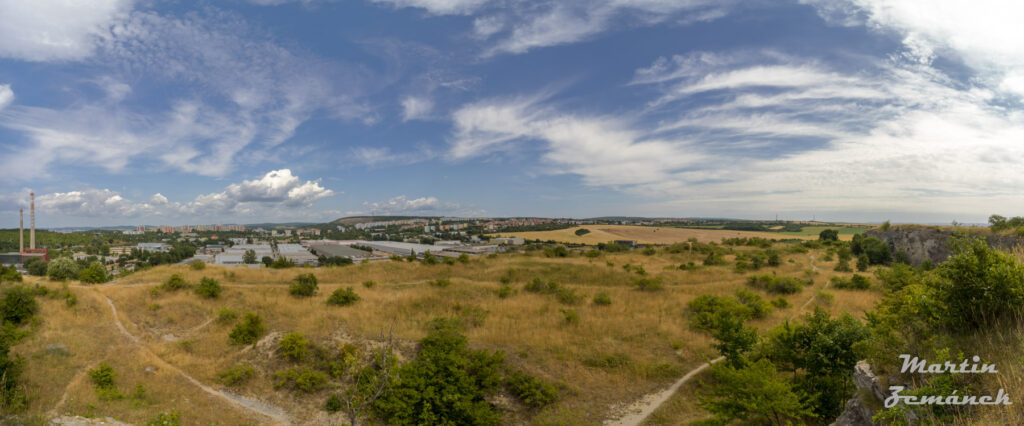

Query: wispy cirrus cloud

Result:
[362,195,461,214]
[0,0,132,62]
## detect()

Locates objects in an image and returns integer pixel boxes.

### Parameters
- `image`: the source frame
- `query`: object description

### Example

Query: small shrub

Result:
[831,274,871,290]
[78,261,110,284]
[326,287,360,306]
[745,274,803,294]
[560,308,579,325]
[506,371,559,408]
[229,312,266,345]
[189,261,206,270]
[678,261,699,271]
[216,308,238,324]
[633,277,664,291]
[583,353,631,369]
[89,362,117,390]
[161,274,189,292]
[593,291,612,306]
[687,294,751,331]
[326,394,343,413]
[642,247,657,256]
[524,277,558,294]
[289,273,318,297]
[428,278,452,287]
[817,290,835,306]
[362,280,376,288]
[194,277,222,299]
[771,296,791,309]
[274,367,328,393]
[574,228,591,236]
[734,289,772,319]
[555,287,581,304]
[278,332,309,362]
[271,257,296,269]
[146,412,182,426]
[496,284,515,299]
[856,255,869,271]
[218,365,255,386]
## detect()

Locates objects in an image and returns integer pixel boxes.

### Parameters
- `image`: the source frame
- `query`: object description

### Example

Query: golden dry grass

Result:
[8,245,882,425]
[489,225,856,246]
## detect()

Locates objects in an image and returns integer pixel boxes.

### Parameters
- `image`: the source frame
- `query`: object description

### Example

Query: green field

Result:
[775,225,870,237]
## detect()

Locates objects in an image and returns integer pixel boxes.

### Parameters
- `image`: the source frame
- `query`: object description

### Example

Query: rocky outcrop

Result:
[864,227,1023,267]
[831,361,884,426]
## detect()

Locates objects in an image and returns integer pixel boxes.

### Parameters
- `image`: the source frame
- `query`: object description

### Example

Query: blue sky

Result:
[1,0,1023,227]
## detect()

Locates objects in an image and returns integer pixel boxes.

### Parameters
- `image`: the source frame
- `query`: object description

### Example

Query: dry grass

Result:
[8,245,882,425]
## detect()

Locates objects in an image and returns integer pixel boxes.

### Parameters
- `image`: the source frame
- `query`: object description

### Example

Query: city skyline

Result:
[2,1,1023,227]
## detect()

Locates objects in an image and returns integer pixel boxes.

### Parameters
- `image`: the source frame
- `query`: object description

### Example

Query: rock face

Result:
[831,361,883,426]
[864,227,1023,267]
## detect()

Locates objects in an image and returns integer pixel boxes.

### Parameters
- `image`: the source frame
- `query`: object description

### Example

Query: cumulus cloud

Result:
[363,195,460,214]
[0,84,12,111]
[182,169,334,214]
[401,96,434,121]
[0,0,132,62]
[34,188,157,217]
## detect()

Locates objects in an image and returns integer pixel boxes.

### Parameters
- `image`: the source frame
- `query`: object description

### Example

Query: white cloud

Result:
[363,195,460,214]
[0,8,375,179]
[35,188,156,217]
[802,0,1024,97]
[371,0,490,15]
[0,84,12,110]
[401,96,434,121]
[483,1,728,56]
[0,0,133,62]
[182,169,334,214]
[350,146,436,167]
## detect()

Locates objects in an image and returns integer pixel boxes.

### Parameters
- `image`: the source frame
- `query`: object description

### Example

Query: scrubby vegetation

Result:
[289,273,318,297]
[327,287,361,306]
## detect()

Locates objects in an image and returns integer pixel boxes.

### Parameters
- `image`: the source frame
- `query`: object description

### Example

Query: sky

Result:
[1,0,1023,227]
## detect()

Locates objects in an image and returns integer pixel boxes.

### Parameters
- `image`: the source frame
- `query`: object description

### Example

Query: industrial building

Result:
[277,244,318,266]
[1,192,49,265]
[309,244,373,260]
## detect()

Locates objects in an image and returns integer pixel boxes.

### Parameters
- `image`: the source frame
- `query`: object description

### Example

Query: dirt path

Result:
[86,287,292,425]
[604,253,823,425]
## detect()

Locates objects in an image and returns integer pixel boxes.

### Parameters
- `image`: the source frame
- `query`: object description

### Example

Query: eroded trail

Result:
[81,286,292,425]
[605,253,823,425]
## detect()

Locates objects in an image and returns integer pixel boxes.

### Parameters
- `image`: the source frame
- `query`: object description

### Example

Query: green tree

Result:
[78,261,110,284]
[709,310,758,367]
[46,257,80,281]
[290,273,318,297]
[243,249,257,264]
[229,312,266,345]
[24,258,47,276]
[818,229,839,241]
[262,256,274,267]
[194,277,223,299]
[856,254,869,271]
[1,285,39,325]
[698,358,815,425]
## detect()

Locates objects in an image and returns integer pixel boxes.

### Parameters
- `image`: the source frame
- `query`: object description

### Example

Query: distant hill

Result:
[329,216,434,225]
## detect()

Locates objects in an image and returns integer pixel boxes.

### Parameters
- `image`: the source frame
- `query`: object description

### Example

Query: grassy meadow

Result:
[5,234,887,425]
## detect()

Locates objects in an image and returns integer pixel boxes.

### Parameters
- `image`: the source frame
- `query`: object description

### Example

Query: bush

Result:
[496,284,515,299]
[574,228,590,236]
[424,278,451,288]
[856,255,869,271]
[274,367,328,393]
[544,245,569,258]
[421,252,439,265]
[771,296,791,309]
[524,277,558,294]
[289,273,318,297]
[362,280,376,288]
[327,287,360,306]
[934,237,1024,328]
[24,257,47,276]
[373,319,505,425]
[703,251,727,266]
[326,394,343,413]
[506,371,558,408]
[874,263,919,292]
[270,257,296,269]
[457,253,471,264]
[46,257,80,280]
[194,277,222,299]
[734,289,772,319]
[161,274,189,292]
[834,259,852,272]
[687,294,751,331]
[592,291,612,306]
[78,261,110,284]
[229,312,266,345]
[146,412,182,426]
[831,274,871,290]
[189,260,206,270]
[279,332,309,362]
[560,309,579,325]
[633,277,664,291]
[216,308,238,324]
[819,229,839,241]
[1,285,39,325]
[89,360,117,391]
[218,365,255,386]
[554,287,581,305]
[746,274,804,294]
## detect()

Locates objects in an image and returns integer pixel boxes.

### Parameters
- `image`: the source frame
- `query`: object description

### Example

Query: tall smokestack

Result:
[30,192,35,250]
[19,209,23,255]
